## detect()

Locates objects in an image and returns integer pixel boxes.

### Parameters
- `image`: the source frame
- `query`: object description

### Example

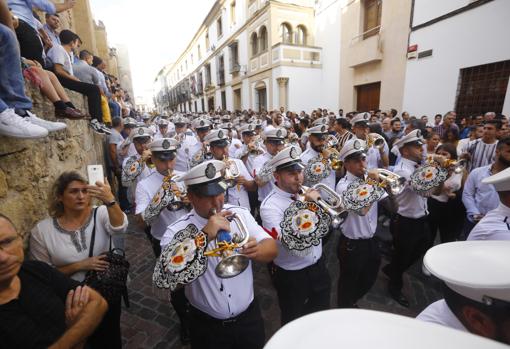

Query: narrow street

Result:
[120,217,442,348]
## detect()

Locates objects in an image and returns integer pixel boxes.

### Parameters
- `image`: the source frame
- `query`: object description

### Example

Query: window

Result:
[363,0,381,39]
[217,55,225,85]
[198,44,202,60]
[205,63,212,86]
[280,23,292,44]
[251,32,258,56]
[217,16,223,38]
[221,91,226,110]
[206,32,210,50]
[295,25,307,45]
[185,60,188,70]
[229,42,240,73]
[259,26,268,51]
[455,60,510,118]
[230,0,236,25]
[191,54,194,64]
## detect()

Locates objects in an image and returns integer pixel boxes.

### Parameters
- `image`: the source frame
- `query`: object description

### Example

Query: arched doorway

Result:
[255,81,267,112]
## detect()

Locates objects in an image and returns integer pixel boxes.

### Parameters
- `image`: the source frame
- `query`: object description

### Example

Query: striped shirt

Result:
[466,139,497,171]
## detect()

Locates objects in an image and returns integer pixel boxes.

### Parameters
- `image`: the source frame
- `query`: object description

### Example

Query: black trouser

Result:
[273,257,331,325]
[387,214,430,292]
[15,20,44,66]
[55,75,103,122]
[337,235,381,308]
[114,171,130,211]
[189,300,265,349]
[89,298,122,348]
[427,198,462,243]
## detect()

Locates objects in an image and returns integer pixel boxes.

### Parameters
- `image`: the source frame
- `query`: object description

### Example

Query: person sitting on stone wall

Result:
[0,213,108,348]
[47,29,110,134]
[0,0,67,138]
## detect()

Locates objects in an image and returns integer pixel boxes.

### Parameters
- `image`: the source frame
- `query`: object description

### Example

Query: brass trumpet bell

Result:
[299,184,347,228]
[373,169,406,196]
[367,133,386,150]
[223,157,240,188]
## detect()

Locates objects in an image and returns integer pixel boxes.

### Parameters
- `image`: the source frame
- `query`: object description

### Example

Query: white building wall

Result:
[402,0,510,117]
[273,66,322,112]
[314,0,341,111]
[412,0,471,26]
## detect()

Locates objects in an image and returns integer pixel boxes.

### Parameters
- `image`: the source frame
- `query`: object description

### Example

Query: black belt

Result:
[340,234,375,242]
[190,300,256,327]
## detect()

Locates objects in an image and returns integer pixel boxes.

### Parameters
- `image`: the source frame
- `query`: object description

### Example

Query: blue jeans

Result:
[0,24,32,113]
[109,100,121,117]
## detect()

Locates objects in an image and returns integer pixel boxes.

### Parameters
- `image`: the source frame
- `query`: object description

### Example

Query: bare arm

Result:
[108,143,118,171]
[54,64,80,81]
[49,286,108,349]
[242,237,278,263]
[0,0,13,30]
[53,0,76,13]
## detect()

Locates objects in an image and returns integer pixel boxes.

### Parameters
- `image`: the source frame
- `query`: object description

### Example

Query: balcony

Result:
[347,26,382,68]
[230,63,241,74]
[271,43,322,66]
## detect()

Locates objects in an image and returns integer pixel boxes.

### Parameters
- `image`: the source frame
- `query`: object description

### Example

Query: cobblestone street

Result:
[120,218,442,349]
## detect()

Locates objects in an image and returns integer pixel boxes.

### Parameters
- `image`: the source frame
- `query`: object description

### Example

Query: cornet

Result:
[444,159,466,174]
[366,133,386,150]
[248,136,264,155]
[223,156,240,188]
[204,211,250,278]
[366,169,406,196]
[298,184,347,228]
[321,146,343,171]
[163,175,188,211]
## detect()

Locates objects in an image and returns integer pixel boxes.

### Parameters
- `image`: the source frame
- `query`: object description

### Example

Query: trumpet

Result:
[257,160,274,184]
[444,159,466,174]
[366,133,386,150]
[248,136,264,155]
[163,175,188,211]
[204,211,250,278]
[298,184,347,228]
[190,143,213,168]
[144,151,155,169]
[321,146,343,171]
[366,169,406,196]
[223,156,241,188]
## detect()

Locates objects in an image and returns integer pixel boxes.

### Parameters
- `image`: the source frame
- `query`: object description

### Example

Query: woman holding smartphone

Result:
[30,171,128,348]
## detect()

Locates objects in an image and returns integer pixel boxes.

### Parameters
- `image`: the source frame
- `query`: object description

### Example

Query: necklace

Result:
[53,212,94,253]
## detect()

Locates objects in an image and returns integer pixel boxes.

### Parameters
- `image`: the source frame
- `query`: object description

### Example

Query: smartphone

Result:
[87,165,104,186]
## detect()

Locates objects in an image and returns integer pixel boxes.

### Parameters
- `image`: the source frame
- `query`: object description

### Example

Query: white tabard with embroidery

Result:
[252,152,275,202]
[300,147,336,189]
[393,158,428,218]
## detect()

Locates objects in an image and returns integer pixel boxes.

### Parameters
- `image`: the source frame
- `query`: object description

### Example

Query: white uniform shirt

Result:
[462,165,499,221]
[234,145,258,175]
[300,147,336,189]
[225,158,253,209]
[229,138,243,158]
[467,203,510,241]
[252,152,275,202]
[260,186,322,270]
[393,158,428,218]
[416,300,467,332]
[135,171,188,240]
[335,172,387,239]
[175,134,201,172]
[431,172,462,203]
[160,204,270,320]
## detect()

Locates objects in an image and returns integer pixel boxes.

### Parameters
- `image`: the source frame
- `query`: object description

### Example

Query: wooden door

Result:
[356,82,380,111]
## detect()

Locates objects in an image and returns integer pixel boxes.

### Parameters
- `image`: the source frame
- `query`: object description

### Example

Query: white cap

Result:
[264,309,506,349]
[123,117,137,127]
[158,119,169,126]
[263,127,287,141]
[350,112,370,126]
[203,129,229,146]
[338,139,367,161]
[172,114,189,125]
[239,123,256,135]
[424,241,510,304]
[482,166,510,192]
[132,127,153,139]
[307,124,329,135]
[393,129,424,149]
[192,117,212,130]
[149,138,179,152]
[312,117,329,126]
[142,113,151,120]
[268,146,303,171]
[180,160,228,196]
[220,122,233,129]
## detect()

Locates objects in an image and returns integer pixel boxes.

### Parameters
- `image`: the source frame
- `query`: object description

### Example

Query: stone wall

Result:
[0,85,107,240]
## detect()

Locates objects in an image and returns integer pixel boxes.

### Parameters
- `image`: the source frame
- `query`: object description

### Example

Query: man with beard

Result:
[350,112,389,169]
[300,124,336,188]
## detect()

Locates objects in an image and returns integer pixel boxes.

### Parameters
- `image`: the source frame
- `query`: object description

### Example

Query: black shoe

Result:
[389,289,410,308]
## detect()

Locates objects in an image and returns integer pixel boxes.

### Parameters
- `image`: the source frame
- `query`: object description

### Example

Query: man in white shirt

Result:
[417,241,510,346]
[462,120,500,171]
[335,139,398,308]
[153,119,170,140]
[173,115,198,172]
[43,13,60,47]
[205,129,256,209]
[383,130,430,308]
[351,112,389,169]
[187,117,212,169]
[260,146,331,325]
[467,166,510,241]
[234,123,261,175]
[157,160,277,349]
[300,124,336,189]
[253,127,287,203]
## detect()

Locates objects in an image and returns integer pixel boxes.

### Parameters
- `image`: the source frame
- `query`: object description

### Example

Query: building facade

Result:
[155,0,327,114]
[402,0,510,118]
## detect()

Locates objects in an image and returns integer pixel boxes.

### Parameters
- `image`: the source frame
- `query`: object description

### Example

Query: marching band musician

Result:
[234,123,262,174]
[154,118,171,139]
[260,146,331,325]
[221,122,243,158]
[334,139,398,308]
[382,130,430,308]
[121,127,155,206]
[467,166,510,241]
[253,127,287,203]
[187,117,213,168]
[300,124,336,189]
[173,114,198,172]
[134,137,191,344]
[158,160,277,349]
[205,129,257,209]
[116,117,138,166]
[350,112,389,169]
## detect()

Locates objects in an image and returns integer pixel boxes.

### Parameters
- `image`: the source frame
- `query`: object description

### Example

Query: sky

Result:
[89,0,216,105]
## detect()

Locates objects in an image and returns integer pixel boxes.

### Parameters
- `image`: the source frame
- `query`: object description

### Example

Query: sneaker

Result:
[89,119,105,134]
[0,108,48,138]
[100,123,111,135]
[26,111,67,132]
